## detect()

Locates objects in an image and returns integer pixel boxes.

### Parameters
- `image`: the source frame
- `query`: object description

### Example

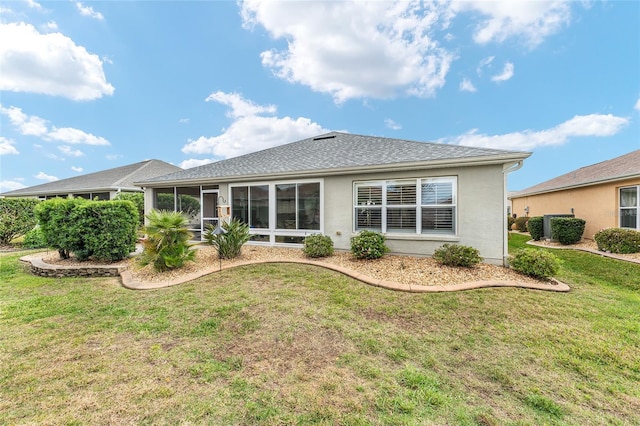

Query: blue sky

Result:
[1,0,638,194]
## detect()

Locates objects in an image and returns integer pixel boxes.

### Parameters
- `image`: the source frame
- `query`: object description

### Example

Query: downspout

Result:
[502,161,524,266]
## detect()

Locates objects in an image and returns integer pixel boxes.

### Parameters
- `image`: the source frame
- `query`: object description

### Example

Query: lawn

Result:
[1,233,639,425]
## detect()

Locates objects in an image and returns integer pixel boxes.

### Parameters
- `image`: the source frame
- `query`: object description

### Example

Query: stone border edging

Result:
[19,251,570,293]
[525,240,640,264]
[121,258,570,293]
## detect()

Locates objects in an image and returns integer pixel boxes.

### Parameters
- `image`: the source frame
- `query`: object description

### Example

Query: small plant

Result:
[509,248,561,279]
[350,230,389,260]
[527,216,544,241]
[204,218,250,259]
[22,226,48,249]
[514,216,529,232]
[507,215,516,231]
[433,243,483,267]
[594,228,640,254]
[302,234,334,258]
[139,210,196,271]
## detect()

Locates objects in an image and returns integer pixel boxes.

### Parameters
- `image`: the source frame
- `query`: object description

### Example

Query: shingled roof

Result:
[511,149,640,198]
[2,159,182,197]
[137,132,530,185]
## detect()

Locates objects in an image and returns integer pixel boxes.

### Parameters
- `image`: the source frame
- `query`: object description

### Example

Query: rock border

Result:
[525,240,640,264]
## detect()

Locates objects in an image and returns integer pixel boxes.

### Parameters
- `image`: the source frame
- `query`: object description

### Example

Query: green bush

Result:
[140,210,196,271]
[36,198,139,261]
[594,228,640,254]
[302,234,334,258]
[509,249,561,279]
[507,215,516,231]
[527,216,544,241]
[514,216,529,232]
[350,230,389,260]
[22,226,48,249]
[204,218,250,259]
[114,192,144,227]
[550,217,585,245]
[0,198,40,244]
[433,243,483,267]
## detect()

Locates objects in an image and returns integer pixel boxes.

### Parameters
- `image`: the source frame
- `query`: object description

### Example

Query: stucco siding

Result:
[511,177,640,239]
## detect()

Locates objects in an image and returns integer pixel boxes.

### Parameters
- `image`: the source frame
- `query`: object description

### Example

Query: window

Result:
[620,186,639,230]
[232,185,269,229]
[276,182,320,230]
[354,177,456,235]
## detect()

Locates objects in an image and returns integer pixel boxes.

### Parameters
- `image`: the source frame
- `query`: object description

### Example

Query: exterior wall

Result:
[323,163,507,264]
[510,177,640,239]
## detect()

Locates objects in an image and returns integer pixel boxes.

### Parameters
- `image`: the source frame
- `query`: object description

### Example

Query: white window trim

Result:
[619,185,640,230]
[353,177,457,235]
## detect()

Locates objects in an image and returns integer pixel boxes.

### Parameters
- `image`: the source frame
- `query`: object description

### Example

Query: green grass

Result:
[1,235,639,425]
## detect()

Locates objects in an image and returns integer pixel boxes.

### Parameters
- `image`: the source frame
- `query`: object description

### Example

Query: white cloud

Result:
[75,2,104,20]
[384,119,402,130]
[452,0,573,48]
[0,180,26,192]
[71,166,83,172]
[442,113,629,151]
[182,91,329,159]
[179,158,214,169]
[0,104,110,146]
[241,1,454,103]
[0,137,19,155]
[43,21,58,31]
[0,22,114,100]
[35,171,58,182]
[58,145,84,157]
[459,78,477,92]
[47,127,109,146]
[25,0,43,10]
[635,97,640,111]
[476,55,495,75]
[0,105,47,136]
[491,62,514,82]
[179,118,190,124]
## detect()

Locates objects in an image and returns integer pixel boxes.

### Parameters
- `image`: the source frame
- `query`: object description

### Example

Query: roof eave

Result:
[509,173,640,198]
[136,152,531,187]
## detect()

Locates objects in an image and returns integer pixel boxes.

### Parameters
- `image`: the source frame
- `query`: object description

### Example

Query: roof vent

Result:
[312,135,336,141]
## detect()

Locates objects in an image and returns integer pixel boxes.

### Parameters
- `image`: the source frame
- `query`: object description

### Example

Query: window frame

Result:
[619,185,640,230]
[353,176,457,235]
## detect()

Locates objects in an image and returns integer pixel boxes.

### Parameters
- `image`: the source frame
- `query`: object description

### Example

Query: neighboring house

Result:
[136,132,530,265]
[1,160,182,200]
[509,149,640,239]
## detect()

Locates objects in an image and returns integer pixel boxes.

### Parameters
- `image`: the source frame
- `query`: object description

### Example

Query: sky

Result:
[1,0,639,194]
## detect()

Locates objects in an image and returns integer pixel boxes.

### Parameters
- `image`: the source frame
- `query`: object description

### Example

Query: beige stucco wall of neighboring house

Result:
[510,177,640,239]
[322,163,508,265]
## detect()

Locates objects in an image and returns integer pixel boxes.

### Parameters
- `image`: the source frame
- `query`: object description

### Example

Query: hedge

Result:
[0,198,40,244]
[550,217,586,245]
[594,228,640,254]
[527,216,544,241]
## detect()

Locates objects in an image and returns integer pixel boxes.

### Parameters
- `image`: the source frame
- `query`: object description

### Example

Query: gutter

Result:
[502,160,525,266]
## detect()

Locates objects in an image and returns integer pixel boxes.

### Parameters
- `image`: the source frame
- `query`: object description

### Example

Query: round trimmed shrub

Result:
[527,216,544,241]
[433,243,482,267]
[507,215,516,231]
[514,216,529,232]
[350,230,389,260]
[594,228,640,254]
[303,234,334,258]
[509,249,561,279]
[550,217,585,245]
[22,226,48,249]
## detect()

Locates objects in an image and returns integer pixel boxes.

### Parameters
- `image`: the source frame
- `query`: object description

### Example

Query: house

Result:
[509,149,640,239]
[1,160,182,200]
[135,132,531,265]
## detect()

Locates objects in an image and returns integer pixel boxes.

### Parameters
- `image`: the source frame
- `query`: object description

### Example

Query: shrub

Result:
[0,198,40,244]
[140,210,196,271]
[433,243,483,267]
[302,234,334,258]
[527,216,544,241]
[507,215,516,231]
[550,217,585,245]
[350,230,389,260]
[514,216,529,232]
[204,218,250,259]
[594,228,640,254]
[114,192,144,227]
[509,249,561,279]
[22,226,48,249]
[36,198,139,261]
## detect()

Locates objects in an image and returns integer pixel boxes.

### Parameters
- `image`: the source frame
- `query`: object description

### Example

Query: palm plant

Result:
[203,218,250,259]
[139,210,196,271]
